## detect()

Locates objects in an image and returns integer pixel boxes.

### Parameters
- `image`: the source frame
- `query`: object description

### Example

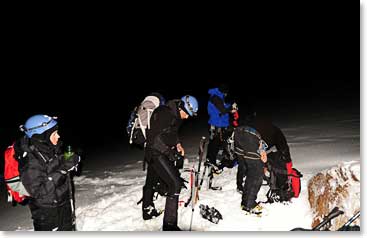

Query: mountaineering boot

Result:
[143,205,163,220]
[204,160,223,175]
[241,203,263,215]
[210,163,223,175]
[162,223,182,231]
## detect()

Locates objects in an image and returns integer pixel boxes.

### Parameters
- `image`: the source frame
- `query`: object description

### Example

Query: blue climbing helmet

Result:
[20,114,58,138]
[181,95,199,116]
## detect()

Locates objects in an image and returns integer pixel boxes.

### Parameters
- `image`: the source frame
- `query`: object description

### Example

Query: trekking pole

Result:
[189,168,196,231]
[312,207,344,231]
[185,137,206,207]
[183,167,194,207]
[199,162,208,189]
[196,137,206,197]
[67,173,77,231]
[184,168,195,207]
[189,137,207,231]
[64,145,77,231]
[337,211,360,231]
[193,137,206,203]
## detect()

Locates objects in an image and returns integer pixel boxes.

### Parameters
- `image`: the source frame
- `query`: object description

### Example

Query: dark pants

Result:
[30,202,73,231]
[207,126,229,165]
[241,159,264,209]
[143,163,161,208]
[143,152,182,226]
[236,158,247,189]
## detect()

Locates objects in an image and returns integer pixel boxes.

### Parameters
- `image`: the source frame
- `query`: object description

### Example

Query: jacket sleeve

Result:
[19,155,66,199]
[210,95,231,115]
[162,119,181,145]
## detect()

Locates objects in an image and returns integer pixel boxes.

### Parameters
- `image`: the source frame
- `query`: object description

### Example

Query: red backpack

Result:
[4,143,29,204]
[289,167,302,198]
[266,161,303,203]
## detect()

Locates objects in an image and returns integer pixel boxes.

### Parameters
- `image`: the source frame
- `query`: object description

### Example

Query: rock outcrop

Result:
[307,161,360,230]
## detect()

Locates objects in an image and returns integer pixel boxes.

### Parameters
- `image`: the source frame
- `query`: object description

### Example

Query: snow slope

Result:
[0,102,360,236]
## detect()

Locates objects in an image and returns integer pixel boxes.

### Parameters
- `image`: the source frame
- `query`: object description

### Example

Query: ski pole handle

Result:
[312,207,344,231]
[328,209,344,221]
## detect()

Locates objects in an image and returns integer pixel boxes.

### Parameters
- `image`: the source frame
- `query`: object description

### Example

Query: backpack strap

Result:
[129,118,138,144]
[268,164,302,178]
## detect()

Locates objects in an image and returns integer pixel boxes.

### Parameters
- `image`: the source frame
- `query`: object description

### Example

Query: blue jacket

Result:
[207,88,231,127]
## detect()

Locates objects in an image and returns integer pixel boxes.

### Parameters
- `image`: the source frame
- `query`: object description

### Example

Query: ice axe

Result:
[291,207,344,231]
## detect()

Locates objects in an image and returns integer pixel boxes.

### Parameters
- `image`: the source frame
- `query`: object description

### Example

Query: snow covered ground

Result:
[75,156,313,232]
[0,102,361,237]
[71,103,362,232]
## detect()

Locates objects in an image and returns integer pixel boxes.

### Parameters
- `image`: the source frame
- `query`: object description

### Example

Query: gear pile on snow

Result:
[199,204,223,224]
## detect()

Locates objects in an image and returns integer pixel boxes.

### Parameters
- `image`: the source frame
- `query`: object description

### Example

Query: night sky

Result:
[0,3,359,162]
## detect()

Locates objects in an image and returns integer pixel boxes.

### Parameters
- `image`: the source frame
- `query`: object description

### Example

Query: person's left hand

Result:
[64,154,81,171]
[260,151,267,163]
[176,143,185,156]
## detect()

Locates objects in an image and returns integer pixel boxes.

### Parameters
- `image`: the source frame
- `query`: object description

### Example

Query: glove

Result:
[232,102,238,111]
[175,157,184,169]
[167,149,183,162]
[63,154,81,172]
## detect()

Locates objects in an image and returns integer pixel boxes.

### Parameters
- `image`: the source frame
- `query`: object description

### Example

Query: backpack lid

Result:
[143,96,160,108]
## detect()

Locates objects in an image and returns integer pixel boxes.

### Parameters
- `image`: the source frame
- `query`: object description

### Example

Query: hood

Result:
[208,88,223,98]
[166,99,181,118]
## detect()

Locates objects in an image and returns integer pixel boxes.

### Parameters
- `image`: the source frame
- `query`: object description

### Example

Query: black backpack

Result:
[264,151,303,203]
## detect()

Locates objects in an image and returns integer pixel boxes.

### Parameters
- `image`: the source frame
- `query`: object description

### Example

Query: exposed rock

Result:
[307,161,360,230]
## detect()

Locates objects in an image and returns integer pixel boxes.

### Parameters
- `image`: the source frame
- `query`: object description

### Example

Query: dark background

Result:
[0,3,359,167]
